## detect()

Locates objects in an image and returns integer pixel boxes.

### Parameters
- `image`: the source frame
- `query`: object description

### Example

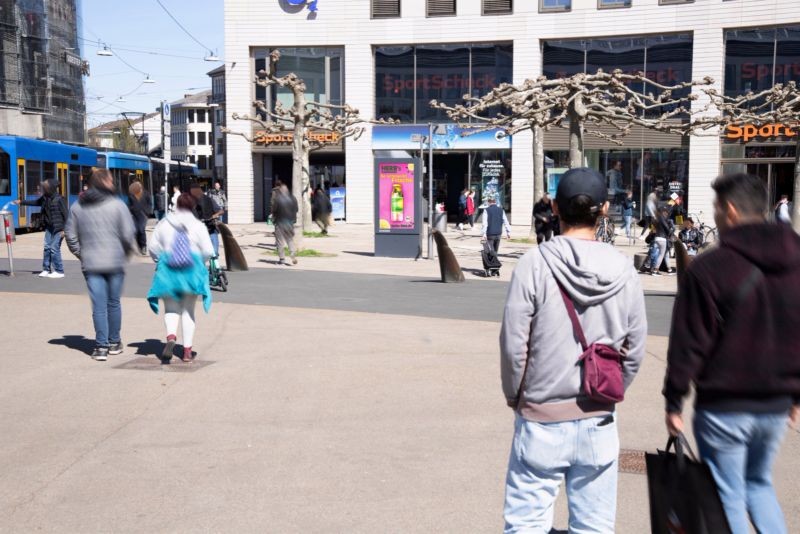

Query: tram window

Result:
[96,154,107,168]
[26,160,42,195]
[0,152,9,195]
[43,161,55,183]
[69,165,81,195]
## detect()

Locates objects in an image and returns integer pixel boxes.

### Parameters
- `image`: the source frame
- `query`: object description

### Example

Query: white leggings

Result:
[164,295,197,348]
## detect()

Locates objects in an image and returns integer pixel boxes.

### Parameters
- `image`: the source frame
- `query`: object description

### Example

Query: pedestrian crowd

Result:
[500,168,800,533]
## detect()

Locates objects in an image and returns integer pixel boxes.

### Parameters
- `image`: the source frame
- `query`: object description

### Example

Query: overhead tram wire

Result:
[154,0,217,58]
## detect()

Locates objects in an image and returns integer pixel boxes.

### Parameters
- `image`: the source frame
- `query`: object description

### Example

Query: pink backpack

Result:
[557,282,625,404]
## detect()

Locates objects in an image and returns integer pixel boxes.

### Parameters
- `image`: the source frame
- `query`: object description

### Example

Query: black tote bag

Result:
[646,434,731,534]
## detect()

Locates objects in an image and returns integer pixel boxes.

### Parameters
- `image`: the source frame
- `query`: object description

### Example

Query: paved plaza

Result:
[0,224,796,533]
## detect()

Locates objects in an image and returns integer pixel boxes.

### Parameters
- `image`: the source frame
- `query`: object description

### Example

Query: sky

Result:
[81,0,225,128]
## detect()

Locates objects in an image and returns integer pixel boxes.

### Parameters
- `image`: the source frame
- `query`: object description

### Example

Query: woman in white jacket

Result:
[147,193,214,362]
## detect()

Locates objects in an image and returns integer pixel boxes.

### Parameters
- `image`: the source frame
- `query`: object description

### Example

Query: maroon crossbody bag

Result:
[556,282,626,404]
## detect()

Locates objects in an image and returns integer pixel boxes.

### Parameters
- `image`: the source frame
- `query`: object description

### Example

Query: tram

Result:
[95,150,154,199]
[0,136,96,230]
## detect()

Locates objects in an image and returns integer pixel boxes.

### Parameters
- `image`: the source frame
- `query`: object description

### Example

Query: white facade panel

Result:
[224,0,800,226]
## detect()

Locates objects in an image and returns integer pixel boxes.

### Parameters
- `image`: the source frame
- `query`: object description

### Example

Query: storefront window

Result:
[375,43,514,122]
[416,44,471,122]
[585,37,645,78]
[546,147,689,217]
[645,34,692,116]
[376,46,415,122]
[724,29,776,97]
[774,26,800,87]
[253,47,344,120]
[542,40,585,79]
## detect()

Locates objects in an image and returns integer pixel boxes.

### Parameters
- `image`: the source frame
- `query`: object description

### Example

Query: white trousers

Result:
[164,295,197,348]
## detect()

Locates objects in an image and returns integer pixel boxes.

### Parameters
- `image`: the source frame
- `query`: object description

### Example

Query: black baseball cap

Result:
[556,167,607,212]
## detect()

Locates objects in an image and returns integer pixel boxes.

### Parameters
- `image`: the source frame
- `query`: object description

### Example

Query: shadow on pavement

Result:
[342,251,374,257]
[48,335,95,355]
[127,339,165,357]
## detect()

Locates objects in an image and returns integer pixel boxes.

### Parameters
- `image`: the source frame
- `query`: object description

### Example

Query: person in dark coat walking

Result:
[665,173,800,534]
[128,181,150,256]
[13,178,68,278]
[312,185,332,235]
[271,184,298,266]
[533,193,555,245]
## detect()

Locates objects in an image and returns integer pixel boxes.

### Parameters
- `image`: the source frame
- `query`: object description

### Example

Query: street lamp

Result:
[204,50,220,62]
[97,45,113,57]
[143,75,156,84]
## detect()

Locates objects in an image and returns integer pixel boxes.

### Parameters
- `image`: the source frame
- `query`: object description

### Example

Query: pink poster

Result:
[377,162,415,232]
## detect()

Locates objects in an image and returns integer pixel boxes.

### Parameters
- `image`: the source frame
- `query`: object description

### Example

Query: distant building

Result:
[87,112,161,153]
[0,0,87,143]
[170,90,213,178]
[208,65,226,184]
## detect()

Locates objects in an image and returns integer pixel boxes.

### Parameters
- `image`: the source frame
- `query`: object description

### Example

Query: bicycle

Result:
[208,254,228,292]
[687,211,718,249]
[595,215,616,244]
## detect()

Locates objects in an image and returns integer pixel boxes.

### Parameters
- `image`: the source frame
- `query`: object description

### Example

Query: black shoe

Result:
[650,270,662,276]
[108,342,123,355]
[91,347,109,361]
[665,268,677,276]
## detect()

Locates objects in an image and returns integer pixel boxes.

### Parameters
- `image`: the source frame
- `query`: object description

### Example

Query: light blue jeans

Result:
[504,414,619,533]
[694,409,789,534]
[623,215,633,238]
[84,271,125,347]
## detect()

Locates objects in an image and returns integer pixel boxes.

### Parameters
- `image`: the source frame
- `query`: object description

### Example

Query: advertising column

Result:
[374,158,421,257]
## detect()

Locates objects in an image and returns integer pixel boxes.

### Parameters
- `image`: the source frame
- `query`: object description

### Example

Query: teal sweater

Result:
[147,252,212,313]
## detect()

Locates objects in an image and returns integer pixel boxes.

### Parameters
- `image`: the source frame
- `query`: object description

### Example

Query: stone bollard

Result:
[432,229,465,283]
[218,222,249,272]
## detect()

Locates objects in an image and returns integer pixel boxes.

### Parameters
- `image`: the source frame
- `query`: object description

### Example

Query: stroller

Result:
[481,241,502,277]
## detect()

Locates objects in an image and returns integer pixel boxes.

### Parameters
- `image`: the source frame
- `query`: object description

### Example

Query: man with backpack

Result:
[64,169,136,361]
[500,167,647,532]
[664,173,800,534]
[13,178,68,278]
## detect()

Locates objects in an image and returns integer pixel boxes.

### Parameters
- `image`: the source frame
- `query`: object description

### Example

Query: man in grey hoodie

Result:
[500,168,647,533]
[65,169,136,361]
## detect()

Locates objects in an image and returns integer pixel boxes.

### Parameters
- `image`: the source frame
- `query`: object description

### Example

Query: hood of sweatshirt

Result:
[79,186,114,205]
[165,208,199,229]
[721,222,800,274]
[539,236,633,307]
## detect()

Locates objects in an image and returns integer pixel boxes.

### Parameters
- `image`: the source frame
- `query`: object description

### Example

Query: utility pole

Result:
[428,123,434,260]
[161,100,171,210]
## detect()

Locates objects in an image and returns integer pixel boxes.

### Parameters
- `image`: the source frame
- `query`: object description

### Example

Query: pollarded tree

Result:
[433,70,716,237]
[701,81,800,231]
[225,50,393,244]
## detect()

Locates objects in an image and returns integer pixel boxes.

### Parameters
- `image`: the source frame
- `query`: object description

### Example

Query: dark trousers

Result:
[487,235,501,254]
[133,214,147,250]
[640,215,653,236]
[536,226,553,245]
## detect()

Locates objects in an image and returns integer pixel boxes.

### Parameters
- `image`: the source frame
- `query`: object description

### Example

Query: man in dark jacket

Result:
[189,183,223,257]
[648,206,674,276]
[532,193,554,245]
[312,185,332,235]
[13,179,68,278]
[664,173,800,534]
[271,184,298,266]
[481,196,511,254]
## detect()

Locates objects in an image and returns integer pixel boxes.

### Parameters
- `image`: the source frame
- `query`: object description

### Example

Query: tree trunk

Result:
[301,137,314,233]
[291,107,306,250]
[568,112,584,168]
[529,127,545,241]
[793,136,800,234]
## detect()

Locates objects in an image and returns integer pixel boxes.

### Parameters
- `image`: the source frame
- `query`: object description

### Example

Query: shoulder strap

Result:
[557,282,589,351]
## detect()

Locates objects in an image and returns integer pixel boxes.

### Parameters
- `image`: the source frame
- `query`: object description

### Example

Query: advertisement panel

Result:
[330,187,346,220]
[372,124,511,151]
[377,161,416,233]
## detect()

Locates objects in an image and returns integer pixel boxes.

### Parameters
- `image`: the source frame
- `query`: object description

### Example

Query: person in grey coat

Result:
[500,168,647,532]
[65,169,136,362]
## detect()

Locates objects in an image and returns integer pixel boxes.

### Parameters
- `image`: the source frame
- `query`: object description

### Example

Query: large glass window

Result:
[725,28,776,97]
[774,27,800,88]
[253,47,344,121]
[376,46,415,122]
[375,43,514,122]
[416,44,471,122]
[0,152,9,195]
[26,160,42,195]
[542,40,585,79]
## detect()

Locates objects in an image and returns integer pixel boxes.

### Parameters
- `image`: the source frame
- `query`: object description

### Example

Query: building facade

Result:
[208,65,226,184]
[224,0,800,225]
[170,90,214,179]
[0,0,86,143]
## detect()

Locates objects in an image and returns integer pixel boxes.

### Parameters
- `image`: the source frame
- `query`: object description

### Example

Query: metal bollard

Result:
[0,210,15,277]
